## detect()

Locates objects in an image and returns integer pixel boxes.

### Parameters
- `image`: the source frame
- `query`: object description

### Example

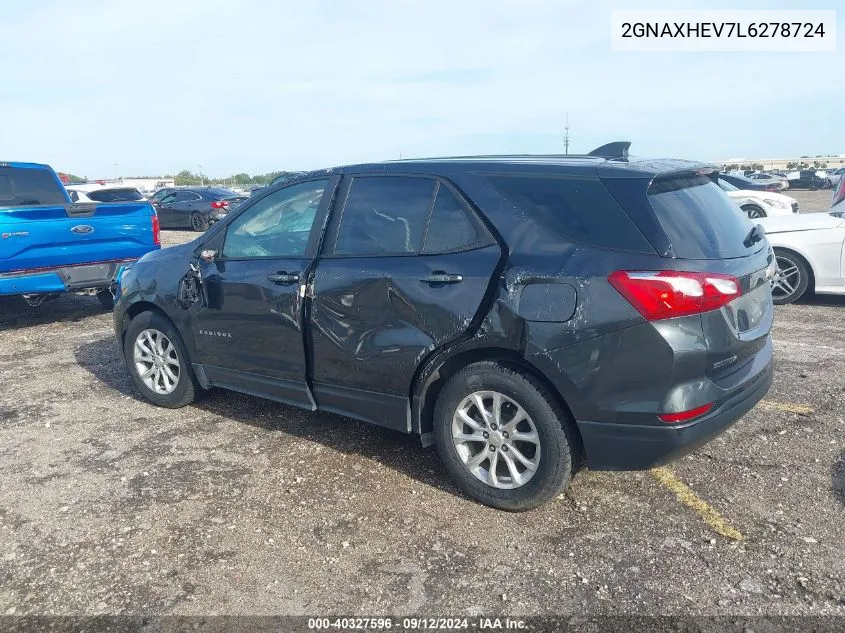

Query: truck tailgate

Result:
[0,202,159,274]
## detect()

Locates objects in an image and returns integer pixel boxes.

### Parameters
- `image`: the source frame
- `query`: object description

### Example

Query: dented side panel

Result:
[309,246,501,429]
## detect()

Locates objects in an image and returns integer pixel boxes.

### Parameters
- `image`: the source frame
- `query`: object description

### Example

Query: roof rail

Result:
[588,141,631,159]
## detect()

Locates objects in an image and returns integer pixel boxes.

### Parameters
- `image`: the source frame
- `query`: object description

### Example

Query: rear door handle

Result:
[268,272,300,284]
[421,271,463,284]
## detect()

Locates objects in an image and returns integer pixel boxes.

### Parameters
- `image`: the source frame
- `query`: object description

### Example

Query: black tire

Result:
[433,361,579,511]
[190,213,210,232]
[809,180,819,191]
[741,204,766,219]
[771,249,811,305]
[96,288,115,310]
[123,311,199,408]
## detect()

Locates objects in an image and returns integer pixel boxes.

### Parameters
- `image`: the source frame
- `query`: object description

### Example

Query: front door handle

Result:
[421,271,463,284]
[268,272,300,284]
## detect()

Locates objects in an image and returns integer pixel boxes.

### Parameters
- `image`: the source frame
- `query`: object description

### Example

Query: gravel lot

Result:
[0,220,843,618]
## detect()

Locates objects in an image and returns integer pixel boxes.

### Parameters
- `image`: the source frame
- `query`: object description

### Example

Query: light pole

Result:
[113,163,119,182]
[198,164,204,186]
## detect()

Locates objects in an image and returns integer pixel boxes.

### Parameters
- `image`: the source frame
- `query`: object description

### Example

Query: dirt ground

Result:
[0,223,843,618]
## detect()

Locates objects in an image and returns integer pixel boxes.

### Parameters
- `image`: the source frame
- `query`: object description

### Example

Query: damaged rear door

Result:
[309,174,501,431]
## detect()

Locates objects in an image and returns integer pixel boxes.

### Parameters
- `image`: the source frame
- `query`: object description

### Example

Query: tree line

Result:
[57,170,296,186]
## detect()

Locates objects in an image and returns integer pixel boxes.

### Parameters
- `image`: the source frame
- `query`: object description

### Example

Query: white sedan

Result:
[757,213,845,304]
[717,177,798,218]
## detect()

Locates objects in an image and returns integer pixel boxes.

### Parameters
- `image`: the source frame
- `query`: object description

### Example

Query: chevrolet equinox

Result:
[113,142,775,510]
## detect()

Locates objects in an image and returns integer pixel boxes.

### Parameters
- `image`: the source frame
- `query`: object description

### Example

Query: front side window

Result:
[222,180,328,258]
[335,176,435,256]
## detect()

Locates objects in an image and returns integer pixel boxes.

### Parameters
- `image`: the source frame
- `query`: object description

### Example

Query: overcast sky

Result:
[1,0,842,178]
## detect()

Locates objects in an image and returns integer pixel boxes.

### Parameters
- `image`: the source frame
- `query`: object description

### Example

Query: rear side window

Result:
[484,175,653,252]
[423,185,490,253]
[0,167,68,206]
[335,176,435,255]
[647,175,752,259]
[86,188,144,202]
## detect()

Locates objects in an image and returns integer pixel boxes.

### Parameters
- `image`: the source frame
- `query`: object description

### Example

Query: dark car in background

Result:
[113,142,774,510]
[787,170,831,191]
[719,173,781,192]
[152,187,248,231]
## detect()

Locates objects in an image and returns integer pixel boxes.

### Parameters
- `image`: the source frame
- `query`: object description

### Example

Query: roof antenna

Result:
[588,141,631,159]
[563,114,570,155]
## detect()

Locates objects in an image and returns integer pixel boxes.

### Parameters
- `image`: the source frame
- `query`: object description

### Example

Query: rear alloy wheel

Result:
[124,311,199,407]
[771,250,810,305]
[190,213,210,232]
[433,361,579,511]
[742,204,766,219]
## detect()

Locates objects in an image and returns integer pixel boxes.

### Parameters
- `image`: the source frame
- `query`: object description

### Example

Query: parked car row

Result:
[730,168,844,191]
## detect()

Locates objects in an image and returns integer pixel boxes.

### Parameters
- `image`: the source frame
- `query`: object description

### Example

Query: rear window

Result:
[484,175,654,253]
[86,188,144,202]
[205,188,239,199]
[647,175,753,259]
[0,167,68,206]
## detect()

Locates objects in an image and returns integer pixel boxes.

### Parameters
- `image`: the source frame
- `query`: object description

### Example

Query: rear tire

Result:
[742,204,766,219]
[433,361,578,511]
[190,213,209,232]
[771,249,811,305]
[124,311,199,408]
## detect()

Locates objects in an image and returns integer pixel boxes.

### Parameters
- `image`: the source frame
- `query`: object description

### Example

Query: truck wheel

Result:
[124,311,199,408]
[771,249,811,305]
[741,205,766,219]
[809,181,819,191]
[433,361,579,511]
[96,289,115,310]
[190,213,209,232]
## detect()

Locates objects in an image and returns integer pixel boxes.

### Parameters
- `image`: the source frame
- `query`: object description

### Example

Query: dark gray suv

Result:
[113,142,775,510]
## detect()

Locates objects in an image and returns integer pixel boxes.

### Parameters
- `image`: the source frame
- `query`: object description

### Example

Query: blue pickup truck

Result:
[0,161,160,308]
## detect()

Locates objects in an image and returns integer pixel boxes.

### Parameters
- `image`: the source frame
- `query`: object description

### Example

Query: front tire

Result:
[742,204,767,219]
[771,249,811,305]
[124,311,199,408]
[809,181,819,191]
[190,213,210,232]
[433,361,579,511]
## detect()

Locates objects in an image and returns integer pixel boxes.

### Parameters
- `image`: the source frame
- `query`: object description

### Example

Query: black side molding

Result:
[588,141,631,159]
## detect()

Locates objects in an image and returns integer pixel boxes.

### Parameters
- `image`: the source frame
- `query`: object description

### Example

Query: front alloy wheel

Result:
[452,391,541,489]
[133,328,181,394]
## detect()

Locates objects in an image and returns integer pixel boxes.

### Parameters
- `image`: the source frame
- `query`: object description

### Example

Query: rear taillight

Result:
[210,201,229,210]
[152,214,160,246]
[608,270,742,321]
[833,178,845,208]
[659,403,714,424]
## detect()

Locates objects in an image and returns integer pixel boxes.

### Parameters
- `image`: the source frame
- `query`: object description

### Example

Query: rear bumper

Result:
[0,259,137,296]
[576,352,773,471]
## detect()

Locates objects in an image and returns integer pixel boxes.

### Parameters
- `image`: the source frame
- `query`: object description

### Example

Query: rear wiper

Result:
[743,223,765,248]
